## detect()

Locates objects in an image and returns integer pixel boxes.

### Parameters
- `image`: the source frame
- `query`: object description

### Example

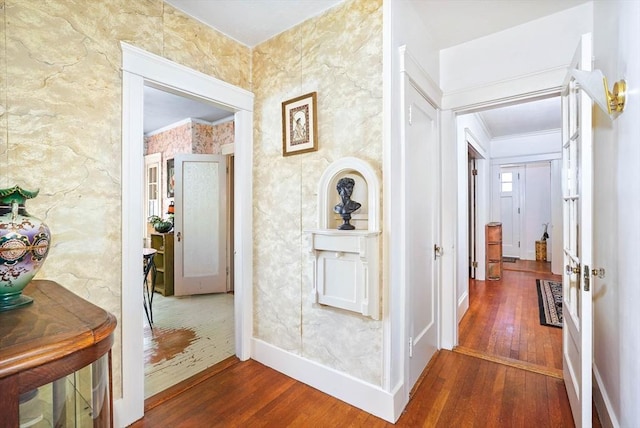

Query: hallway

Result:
[457,261,563,375]
[132,261,603,426]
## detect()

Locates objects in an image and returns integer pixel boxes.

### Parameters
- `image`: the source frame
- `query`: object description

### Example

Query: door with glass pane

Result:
[499,166,522,258]
[144,153,162,246]
[561,32,593,427]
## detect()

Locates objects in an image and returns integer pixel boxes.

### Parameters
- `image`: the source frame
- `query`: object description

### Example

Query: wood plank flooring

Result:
[131,260,599,427]
[131,353,575,427]
[458,262,563,373]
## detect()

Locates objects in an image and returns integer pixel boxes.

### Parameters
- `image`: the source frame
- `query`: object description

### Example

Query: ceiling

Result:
[146,0,581,137]
[165,0,344,48]
[144,86,233,134]
[476,97,561,139]
[411,0,588,50]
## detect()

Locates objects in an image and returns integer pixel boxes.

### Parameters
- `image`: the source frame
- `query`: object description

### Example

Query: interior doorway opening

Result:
[455,93,563,373]
[142,84,237,398]
[119,43,254,427]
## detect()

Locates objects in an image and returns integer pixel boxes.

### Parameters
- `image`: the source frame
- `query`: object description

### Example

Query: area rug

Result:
[503,257,517,263]
[536,279,563,328]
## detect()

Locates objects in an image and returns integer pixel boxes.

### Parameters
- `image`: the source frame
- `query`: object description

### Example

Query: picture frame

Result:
[166,158,175,198]
[282,92,318,156]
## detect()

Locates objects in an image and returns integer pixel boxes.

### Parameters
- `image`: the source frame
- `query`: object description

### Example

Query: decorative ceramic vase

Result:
[0,186,51,311]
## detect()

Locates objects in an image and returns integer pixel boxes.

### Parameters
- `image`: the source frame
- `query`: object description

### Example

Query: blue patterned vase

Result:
[0,186,51,311]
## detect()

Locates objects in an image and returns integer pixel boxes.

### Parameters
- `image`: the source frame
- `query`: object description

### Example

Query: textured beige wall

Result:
[0,0,250,397]
[252,0,384,385]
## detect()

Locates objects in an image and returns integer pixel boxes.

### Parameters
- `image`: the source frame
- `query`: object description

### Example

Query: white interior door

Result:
[174,154,228,296]
[404,79,440,390]
[561,33,593,427]
[499,166,522,258]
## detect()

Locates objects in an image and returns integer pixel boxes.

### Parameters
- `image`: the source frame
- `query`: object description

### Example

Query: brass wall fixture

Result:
[570,69,627,117]
[603,76,626,114]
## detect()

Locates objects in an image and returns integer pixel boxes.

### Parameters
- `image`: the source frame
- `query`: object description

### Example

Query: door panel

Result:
[562,32,593,427]
[499,166,521,258]
[405,79,440,390]
[174,154,228,296]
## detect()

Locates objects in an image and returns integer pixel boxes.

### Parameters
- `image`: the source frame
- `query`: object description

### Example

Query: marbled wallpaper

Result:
[252,0,384,385]
[145,119,227,215]
[211,120,235,148]
[0,0,250,397]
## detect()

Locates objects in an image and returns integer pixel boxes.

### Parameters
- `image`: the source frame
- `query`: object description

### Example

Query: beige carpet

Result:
[144,292,235,398]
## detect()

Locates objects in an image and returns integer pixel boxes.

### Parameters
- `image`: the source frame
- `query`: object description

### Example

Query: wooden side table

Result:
[0,280,117,427]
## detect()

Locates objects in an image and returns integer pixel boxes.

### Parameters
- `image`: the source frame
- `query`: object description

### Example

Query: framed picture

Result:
[166,158,175,198]
[282,92,318,156]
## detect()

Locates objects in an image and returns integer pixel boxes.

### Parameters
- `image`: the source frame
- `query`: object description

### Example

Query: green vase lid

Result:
[0,186,40,204]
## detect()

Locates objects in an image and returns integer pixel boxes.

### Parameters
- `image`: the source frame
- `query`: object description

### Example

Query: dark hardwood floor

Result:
[458,260,563,374]
[131,260,600,427]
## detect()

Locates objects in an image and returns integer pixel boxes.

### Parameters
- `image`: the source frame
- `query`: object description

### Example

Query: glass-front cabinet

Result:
[1,280,116,428]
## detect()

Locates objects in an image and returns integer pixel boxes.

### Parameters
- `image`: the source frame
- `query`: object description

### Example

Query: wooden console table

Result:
[0,280,117,427]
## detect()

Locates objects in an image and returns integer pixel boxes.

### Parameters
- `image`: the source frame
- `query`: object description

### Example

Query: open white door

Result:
[561,33,593,427]
[404,78,440,390]
[174,154,228,296]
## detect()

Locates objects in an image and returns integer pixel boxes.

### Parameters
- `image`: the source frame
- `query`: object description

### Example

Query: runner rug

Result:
[536,279,563,328]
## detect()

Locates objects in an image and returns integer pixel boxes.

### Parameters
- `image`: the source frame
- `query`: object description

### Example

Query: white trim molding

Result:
[398,45,443,108]
[593,364,620,428]
[252,339,402,423]
[457,291,469,323]
[118,42,254,427]
[442,66,566,111]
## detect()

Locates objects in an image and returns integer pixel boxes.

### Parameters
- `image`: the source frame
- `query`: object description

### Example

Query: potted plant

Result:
[148,215,173,233]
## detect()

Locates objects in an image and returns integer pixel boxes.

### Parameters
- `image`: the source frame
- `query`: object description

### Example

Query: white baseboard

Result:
[593,364,620,428]
[251,338,402,423]
[457,291,469,323]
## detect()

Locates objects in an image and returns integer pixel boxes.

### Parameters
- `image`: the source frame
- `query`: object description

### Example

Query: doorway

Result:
[119,43,253,426]
[455,95,563,374]
[142,88,236,398]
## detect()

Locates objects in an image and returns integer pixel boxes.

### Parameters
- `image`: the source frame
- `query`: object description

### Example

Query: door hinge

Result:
[472,261,478,268]
[408,105,412,125]
[518,241,520,248]
[409,337,413,358]
[434,244,443,260]
[583,264,590,291]
[517,207,520,214]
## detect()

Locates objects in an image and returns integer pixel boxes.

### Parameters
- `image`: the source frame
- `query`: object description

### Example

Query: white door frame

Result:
[118,43,254,427]
[465,132,489,284]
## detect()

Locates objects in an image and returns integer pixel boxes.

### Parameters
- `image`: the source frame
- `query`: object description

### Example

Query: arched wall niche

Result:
[308,157,381,319]
[317,157,379,232]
